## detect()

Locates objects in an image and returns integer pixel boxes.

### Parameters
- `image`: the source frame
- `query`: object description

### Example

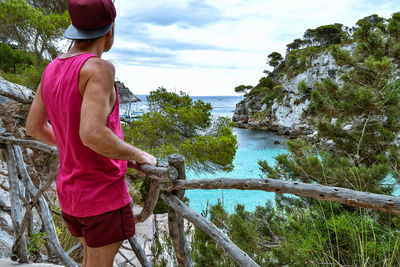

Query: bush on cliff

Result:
[219,12,400,266]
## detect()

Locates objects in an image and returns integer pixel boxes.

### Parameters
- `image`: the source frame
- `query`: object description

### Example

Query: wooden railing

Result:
[2,135,400,267]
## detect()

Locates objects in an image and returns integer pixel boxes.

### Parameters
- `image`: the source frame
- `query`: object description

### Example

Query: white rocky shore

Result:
[232,45,354,138]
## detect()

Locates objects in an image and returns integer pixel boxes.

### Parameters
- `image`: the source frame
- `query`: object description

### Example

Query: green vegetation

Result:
[267,52,283,68]
[219,12,400,266]
[303,23,348,47]
[191,200,400,266]
[123,87,237,173]
[123,88,237,213]
[234,84,252,95]
[285,46,321,79]
[27,231,46,259]
[240,76,285,110]
[0,43,47,89]
[0,0,69,89]
[278,23,350,78]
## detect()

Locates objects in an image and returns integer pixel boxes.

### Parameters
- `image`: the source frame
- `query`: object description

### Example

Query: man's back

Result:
[41,53,131,217]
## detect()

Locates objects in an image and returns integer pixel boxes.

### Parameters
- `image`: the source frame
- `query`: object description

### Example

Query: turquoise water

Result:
[123,95,289,214]
[186,128,288,214]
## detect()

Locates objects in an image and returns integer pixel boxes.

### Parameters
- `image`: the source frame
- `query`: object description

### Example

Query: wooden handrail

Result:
[0,136,58,155]
[159,178,400,215]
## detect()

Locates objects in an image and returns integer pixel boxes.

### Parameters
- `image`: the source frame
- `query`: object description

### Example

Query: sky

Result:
[102,0,399,96]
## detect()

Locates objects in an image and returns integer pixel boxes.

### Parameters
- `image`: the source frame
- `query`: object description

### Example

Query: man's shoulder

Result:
[82,57,115,76]
[79,57,115,95]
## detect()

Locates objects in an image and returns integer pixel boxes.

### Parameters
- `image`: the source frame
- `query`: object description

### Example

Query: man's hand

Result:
[136,150,157,166]
[128,151,156,176]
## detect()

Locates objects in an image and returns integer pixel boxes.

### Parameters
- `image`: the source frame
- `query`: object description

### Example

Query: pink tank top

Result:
[41,53,131,217]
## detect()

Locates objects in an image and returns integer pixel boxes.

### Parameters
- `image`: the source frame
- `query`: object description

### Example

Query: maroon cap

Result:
[64,0,117,39]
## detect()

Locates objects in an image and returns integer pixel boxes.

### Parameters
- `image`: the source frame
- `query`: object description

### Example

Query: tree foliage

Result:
[0,42,45,89]
[234,85,252,94]
[191,199,400,266]
[267,52,283,68]
[286,38,305,52]
[0,42,33,73]
[25,0,68,15]
[303,24,347,46]
[0,0,70,65]
[0,0,70,89]
[123,87,238,173]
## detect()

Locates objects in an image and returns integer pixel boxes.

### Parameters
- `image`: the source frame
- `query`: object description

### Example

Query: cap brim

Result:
[64,23,112,40]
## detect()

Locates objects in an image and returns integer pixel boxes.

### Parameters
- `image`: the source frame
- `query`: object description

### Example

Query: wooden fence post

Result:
[12,145,78,267]
[127,236,151,267]
[4,144,29,263]
[167,154,193,267]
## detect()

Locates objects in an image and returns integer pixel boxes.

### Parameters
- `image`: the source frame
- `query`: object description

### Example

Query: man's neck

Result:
[63,38,106,58]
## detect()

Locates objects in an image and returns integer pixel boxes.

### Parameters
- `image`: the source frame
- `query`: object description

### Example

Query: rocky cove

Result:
[232,45,355,139]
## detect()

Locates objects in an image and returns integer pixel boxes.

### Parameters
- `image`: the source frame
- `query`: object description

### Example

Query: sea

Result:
[122,95,289,214]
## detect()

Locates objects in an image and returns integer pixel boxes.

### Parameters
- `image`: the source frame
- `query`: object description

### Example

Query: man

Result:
[26,0,156,266]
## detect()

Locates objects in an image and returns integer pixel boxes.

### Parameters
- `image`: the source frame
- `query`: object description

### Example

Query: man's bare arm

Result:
[26,81,57,146]
[79,58,156,165]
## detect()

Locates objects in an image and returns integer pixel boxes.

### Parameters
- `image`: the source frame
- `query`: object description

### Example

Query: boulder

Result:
[115,81,141,104]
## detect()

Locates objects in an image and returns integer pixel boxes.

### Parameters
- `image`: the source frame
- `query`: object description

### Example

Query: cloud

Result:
[111,5,251,70]
[108,47,176,69]
[108,46,258,70]
[116,0,223,28]
[105,0,400,96]
[114,22,224,52]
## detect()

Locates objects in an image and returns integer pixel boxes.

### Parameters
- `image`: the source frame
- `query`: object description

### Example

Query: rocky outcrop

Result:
[233,45,353,138]
[116,81,141,104]
[0,77,34,105]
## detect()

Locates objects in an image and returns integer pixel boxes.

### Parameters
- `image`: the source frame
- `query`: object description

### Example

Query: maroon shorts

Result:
[62,203,135,248]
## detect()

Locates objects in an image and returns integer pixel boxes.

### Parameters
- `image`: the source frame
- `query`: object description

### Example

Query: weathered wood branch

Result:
[117,250,135,266]
[12,160,58,255]
[127,236,151,267]
[13,145,78,267]
[4,145,29,263]
[0,90,32,104]
[66,243,82,256]
[167,154,193,267]
[159,178,400,215]
[0,196,11,212]
[120,117,134,126]
[134,178,160,223]
[0,136,58,155]
[128,160,173,181]
[161,192,259,267]
[130,161,177,223]
[141,165,171,180]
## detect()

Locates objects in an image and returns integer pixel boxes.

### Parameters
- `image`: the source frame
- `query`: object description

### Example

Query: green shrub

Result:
[0,43,34,73]
[190,200,400,266]
[0,42,47,90]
